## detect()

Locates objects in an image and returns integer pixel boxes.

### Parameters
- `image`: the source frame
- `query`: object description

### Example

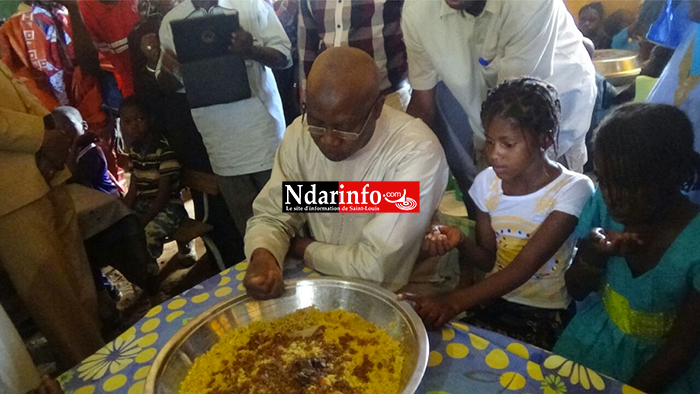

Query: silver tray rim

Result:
[144,276,429,394]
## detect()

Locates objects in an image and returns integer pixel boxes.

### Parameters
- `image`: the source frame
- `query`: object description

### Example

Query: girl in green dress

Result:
[554,103,700,394]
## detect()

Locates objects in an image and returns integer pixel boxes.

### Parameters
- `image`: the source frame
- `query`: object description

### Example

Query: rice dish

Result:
[179,307,404,394]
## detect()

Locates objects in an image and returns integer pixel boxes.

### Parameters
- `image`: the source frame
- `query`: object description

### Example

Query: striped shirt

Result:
[298,0,408,95]
[128,136,182,201]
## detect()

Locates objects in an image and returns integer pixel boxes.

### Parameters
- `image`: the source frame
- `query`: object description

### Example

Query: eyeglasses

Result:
[301,97,381,141]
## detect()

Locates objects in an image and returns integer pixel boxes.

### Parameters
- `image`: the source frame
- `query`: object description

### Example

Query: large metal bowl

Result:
[593,49,642,86]
[144,277,429,394]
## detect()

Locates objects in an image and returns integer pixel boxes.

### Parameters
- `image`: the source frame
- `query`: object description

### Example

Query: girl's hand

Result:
[422,225,463,257]
[589,228,644,256]
[398,292,460,329]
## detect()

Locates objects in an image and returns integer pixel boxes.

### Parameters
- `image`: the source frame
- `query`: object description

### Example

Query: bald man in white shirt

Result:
[243,47,453,299]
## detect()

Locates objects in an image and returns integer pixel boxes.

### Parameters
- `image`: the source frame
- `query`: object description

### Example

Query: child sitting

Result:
[401,78,594,350]
[553,103,700,394]
[120,96,188,261]
[51,106,120,197]
[52,105,161,296]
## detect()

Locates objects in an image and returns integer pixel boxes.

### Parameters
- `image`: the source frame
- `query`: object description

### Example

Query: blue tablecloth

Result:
[58,263,642,394]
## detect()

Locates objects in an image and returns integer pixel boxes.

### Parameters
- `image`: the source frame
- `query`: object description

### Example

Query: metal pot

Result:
[593,49,642,86]
[144,278,429,394]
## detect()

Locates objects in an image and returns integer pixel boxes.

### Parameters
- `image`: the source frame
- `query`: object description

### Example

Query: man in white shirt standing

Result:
[243,47,451,299]
[403,0,596,177]
[157,0,292,235]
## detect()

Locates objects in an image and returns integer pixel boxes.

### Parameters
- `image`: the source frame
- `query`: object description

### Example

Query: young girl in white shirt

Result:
[401,78,594,349]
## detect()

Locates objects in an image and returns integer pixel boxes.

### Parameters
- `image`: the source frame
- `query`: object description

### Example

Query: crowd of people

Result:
[1,0,700,393]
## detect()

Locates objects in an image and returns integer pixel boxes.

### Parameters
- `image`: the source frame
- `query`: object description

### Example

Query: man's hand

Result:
[140,33,161,67]
[422,225,463,257]
[40,128,71,165]
[243,248,284,300]
[161,48,181,75]
[288,236,314,260]
[589,227,644,257]
[36,155,59,181]
[398,292,460,330]
[36,128,71,181]
[229,28,254,58]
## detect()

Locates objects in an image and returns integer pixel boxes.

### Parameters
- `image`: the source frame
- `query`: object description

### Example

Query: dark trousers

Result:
[462,298,576,351]
[434,82,479,217]
[272,60,301,126]
[218,170,272,236]
[84,214,158,294]
[161,93,245,268]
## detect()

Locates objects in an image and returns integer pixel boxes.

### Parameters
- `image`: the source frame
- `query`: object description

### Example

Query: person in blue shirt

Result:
[52,107,120,197]
[555,103,700,394]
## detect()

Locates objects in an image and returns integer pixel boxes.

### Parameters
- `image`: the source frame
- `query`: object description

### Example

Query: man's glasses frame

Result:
[301,97,381,141]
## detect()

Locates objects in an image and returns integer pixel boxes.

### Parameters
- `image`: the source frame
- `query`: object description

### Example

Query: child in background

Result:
[51,106,121,197]
[578,2,611,49]
[554,104,700,394]
[120,96,188,261]
[401,78,594,350]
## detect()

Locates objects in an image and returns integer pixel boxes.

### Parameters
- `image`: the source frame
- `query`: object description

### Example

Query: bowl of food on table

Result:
[144,277,429,394]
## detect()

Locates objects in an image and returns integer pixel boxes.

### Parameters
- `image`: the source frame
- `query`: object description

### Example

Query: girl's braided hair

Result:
[595,103,699,197]
[481,77,561,153]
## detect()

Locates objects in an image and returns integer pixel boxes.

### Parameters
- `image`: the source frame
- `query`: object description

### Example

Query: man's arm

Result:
[303,138,449,289]
[243,127,308,298]
[230,30,288,69]
[234,0,292,70]
[155,15,182,87]
[401,3,439,129]
[0,109,46,154]
[244,144,307,267]
[406,88,437,130]
[495,0,561,83]
[75,1,101,47]
[0,104,72,183]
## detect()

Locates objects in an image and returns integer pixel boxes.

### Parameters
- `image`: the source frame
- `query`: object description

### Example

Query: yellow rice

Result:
[179,307,404,394]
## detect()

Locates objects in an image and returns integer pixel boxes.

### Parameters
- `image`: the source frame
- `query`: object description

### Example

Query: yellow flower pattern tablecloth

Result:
[58,263,643,394]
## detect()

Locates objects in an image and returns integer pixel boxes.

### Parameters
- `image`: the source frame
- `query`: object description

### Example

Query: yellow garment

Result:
[0,61,70,216]
[0,186,103,367]
[0,62,103,366]
[602,284,676,341]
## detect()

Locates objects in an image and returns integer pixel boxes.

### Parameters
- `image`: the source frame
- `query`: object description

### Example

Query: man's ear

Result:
[82,121,89,132]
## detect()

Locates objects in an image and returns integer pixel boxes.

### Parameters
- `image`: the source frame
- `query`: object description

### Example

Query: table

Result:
[58,263,643,394]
